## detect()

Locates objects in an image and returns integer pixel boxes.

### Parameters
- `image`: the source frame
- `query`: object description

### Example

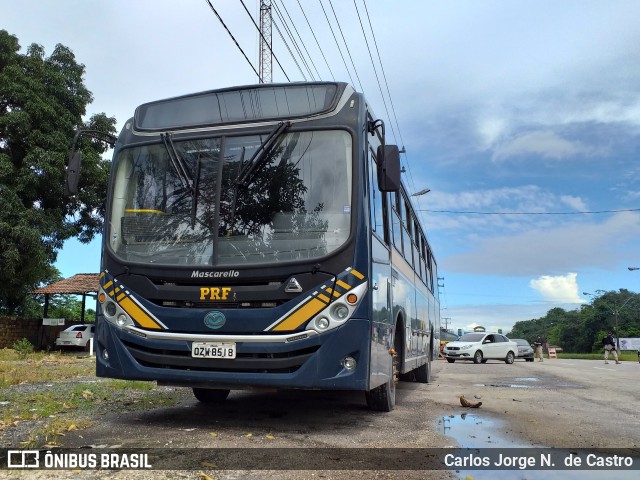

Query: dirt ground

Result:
[2,357,639,479]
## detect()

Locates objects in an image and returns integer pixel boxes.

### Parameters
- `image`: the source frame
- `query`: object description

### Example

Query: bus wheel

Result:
[414,352,431,383]
[365,329,401,412]
[192,388,230,403]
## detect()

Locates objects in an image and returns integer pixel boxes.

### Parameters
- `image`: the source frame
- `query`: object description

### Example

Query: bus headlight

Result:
[331,304,349,320]
[315,317,330,330]
[105,301,117,317]
[306,282,367,334]
[100,288,134,329]
[116,314,133,327]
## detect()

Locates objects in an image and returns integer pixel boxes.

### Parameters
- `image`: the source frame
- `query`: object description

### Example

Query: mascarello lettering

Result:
[191,270,239,279]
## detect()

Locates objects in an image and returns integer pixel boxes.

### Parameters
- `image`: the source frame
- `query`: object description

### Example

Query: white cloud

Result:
[446,302,582,335]
[530,273,585,303]
[560,196,588,211]
[477,117,508,149]
[492,130,595,162]
[440,211,640,276]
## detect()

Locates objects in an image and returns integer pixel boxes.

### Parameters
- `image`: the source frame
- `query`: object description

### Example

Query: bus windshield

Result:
[108,130,352,266]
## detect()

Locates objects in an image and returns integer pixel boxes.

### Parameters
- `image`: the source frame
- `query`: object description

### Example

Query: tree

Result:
[507,290,640,353]
[0,30,116,313]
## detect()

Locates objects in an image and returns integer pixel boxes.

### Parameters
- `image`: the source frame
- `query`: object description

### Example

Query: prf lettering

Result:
[199,287,232,300]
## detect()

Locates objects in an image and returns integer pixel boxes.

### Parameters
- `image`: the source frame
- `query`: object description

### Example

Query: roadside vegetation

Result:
[507,290,640,353]
[0,348,185,448]
[557,352,638,361]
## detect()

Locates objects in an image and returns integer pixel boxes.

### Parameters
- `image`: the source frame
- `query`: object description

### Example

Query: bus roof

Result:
[133,82,349,132]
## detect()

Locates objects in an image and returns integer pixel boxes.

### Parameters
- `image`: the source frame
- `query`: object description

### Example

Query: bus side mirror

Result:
[64,150,83,196]
[376,144,400,192]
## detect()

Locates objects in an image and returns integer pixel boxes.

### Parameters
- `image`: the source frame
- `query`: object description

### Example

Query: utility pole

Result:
[583,290,637,351]
[259,0,272,83]
[442,317,451,331]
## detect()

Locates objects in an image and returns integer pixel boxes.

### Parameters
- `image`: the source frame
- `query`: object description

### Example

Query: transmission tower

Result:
[259,0,273,83]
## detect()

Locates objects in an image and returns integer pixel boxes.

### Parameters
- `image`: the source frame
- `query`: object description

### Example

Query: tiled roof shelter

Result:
[31,273,99,295]
[31,273,100,323]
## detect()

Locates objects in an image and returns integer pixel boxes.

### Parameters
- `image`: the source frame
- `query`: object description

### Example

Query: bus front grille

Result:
[121,340,319,374]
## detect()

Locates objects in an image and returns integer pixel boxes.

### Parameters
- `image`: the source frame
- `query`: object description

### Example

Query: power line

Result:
[238,0,291,81]
[272,1,316,80]
[417,208,640,215]
[273,0,321,80]
[318,0,356,87]
[361,0,405,151]
[352,0,395,142]
[328,0,364,92]
[295,0,336,80]
[204,0,260,80]
[271,13,309,80]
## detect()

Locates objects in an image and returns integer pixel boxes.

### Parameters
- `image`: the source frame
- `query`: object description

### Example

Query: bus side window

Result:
[369,147,386,242]
[400,194,413,267]
[390,192,403,254]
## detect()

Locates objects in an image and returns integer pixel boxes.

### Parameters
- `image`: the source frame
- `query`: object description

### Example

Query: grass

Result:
[556,351,638,361]
[0,349,184,447]
[0,349,96,387]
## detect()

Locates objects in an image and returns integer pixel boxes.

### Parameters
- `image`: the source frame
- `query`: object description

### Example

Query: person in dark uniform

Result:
[602,331,620,364]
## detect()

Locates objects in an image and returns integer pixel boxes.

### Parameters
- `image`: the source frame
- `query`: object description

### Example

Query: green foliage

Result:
[11,337,34,357]
[0,30,116,313]
[508,289,640,353]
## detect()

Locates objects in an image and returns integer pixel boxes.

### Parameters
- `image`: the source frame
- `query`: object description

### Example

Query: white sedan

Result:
[55,324,95,351]
[442,332,518,364]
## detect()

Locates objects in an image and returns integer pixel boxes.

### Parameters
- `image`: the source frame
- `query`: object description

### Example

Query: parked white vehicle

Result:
[442,332,518,364]
[55,324,95,350]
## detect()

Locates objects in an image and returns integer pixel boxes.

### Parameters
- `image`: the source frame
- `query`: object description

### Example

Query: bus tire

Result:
[414,348,431,383]
[365,324,401,412]
[192,388,230,403]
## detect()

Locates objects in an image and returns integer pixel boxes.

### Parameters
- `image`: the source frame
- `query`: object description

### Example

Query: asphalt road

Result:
[5,357,639,480]
[430,357,640,449]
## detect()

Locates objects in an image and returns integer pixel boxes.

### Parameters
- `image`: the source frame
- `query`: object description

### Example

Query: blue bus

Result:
[67,82,440,411]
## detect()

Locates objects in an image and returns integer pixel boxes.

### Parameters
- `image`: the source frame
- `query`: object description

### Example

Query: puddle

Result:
[474,383,532,389]
[473,376,540,389]
[440,414,637,479]
[440,413,529,448]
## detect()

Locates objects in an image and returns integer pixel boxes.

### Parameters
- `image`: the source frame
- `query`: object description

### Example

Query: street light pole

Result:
[583,291,636,351]
[411,187,431,197]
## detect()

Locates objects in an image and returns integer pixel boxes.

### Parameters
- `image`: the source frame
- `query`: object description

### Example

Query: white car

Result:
[442,332,518,364]
[511,338,535,362]
[55,324,95,350]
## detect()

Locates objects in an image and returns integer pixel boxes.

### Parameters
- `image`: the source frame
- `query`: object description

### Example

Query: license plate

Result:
[191,342,236,359]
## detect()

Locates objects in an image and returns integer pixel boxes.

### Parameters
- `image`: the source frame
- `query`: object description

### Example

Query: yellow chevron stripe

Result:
[336,279,351,290]
[350,269,365,280]
[325,288,341,298]
[103,280,113,291]
[317,293,331,303]
[116,293,126,302]
[119,297,162,330]
[272,298,326,331]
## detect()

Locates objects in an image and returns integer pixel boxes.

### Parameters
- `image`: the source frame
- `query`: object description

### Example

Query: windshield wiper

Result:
[235,121,291,188]
[161,133,201,227]
[161,133,194,195]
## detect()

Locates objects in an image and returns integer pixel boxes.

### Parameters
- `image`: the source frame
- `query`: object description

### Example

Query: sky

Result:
[3,0,640,334]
